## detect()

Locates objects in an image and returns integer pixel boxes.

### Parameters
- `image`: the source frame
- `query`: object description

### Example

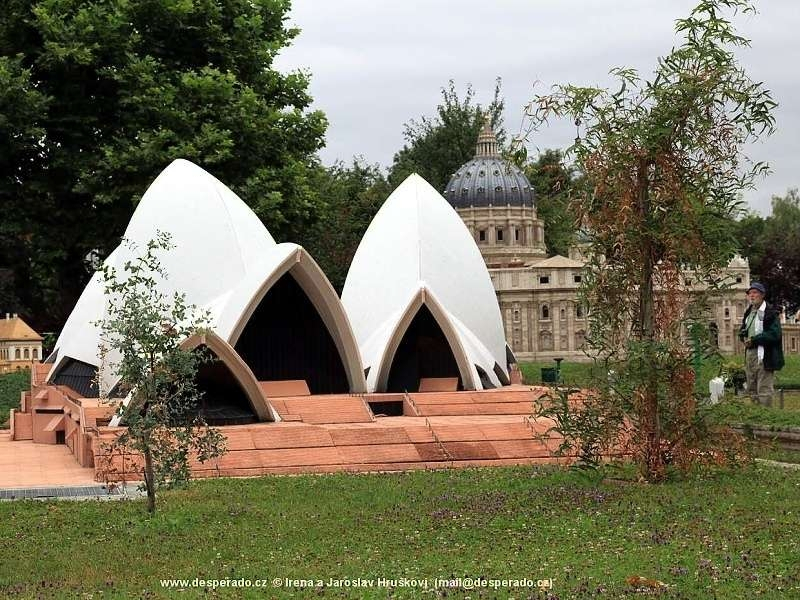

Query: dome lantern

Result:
[444,120,535,209]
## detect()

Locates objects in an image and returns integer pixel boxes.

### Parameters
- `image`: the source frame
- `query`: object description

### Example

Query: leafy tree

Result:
[0,368,31,429]
[734,210,766,271]
[96,233,226,513]
[524,149,584,257]
[756,189,800,313]
[526,0,775,481]
[301,160,391,293]
[389,79,505,192]
[0,0,326,332]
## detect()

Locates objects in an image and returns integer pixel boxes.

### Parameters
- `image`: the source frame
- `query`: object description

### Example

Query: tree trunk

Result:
[637,158,664,482]
[144,446,156,513]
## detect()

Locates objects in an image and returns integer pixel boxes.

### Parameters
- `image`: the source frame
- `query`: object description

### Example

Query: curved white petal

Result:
[50,159,277,392]
[342,173,509,390]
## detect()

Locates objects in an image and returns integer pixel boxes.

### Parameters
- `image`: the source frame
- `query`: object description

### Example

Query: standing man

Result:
[738,282,785,407]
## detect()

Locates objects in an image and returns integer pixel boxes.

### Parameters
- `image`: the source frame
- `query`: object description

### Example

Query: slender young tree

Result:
[526,0,775,481]
[97,233,226,513]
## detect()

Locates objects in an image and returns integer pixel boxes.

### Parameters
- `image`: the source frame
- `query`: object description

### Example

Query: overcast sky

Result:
[275,0,799,216]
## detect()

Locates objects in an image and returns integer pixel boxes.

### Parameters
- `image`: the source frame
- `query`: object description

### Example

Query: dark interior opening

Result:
[386,304,462,393]
[494,362,510,386]
[51,359,98,397]
[194,346,258,426]
[368,400,404,417]
[234,273,349,394]
[505,344,517,369]
[55,430,65,444]
[475,364,495,389]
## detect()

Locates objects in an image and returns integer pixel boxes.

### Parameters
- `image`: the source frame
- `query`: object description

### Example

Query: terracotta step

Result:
[250,426,334,450]
[337,443,422,465]
[440,441,499,460]
[476,423,533,440]
[329,427,411,446]
[430,425,487,442]
[401,426,437,443]
[273,396,374,424]
[491,439,552,459]
[417,404,479,416]
[257,447,344,468]
[470,402,534,415]
[414,442,450,461]
[410,392,473,405]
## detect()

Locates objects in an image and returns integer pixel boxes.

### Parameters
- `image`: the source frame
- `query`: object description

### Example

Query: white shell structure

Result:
[48,159,365,404]
[342,173,509,392]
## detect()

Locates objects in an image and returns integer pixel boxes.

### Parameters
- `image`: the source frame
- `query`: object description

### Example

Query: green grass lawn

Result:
[1,465,799,599]
[0,369,28,429]
[521,355,800,396]
[519,361,595,387]
[710,398,800,429]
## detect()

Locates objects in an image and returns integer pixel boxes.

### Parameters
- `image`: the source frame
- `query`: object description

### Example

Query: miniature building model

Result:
[0,314,43,374]
[444,119,546,267]
[11,163,570,480]
[342,174,510,392]
[44,159,366,425]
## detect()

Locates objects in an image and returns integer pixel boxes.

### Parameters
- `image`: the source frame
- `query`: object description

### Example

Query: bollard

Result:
[709,376,725,405]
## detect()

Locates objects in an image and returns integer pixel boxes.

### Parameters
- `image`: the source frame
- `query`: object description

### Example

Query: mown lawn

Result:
[1,465,799,599]
[521,355,800,390]
[0,369,28,429]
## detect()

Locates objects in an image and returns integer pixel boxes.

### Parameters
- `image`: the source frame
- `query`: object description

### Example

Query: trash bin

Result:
[541,367,558,383]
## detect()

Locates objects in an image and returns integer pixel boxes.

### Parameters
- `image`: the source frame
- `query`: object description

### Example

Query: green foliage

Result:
[2,465,800,598]
[0,369,29,428]
[519,361,594,387]
[300,160,391,292]
[534,386,625,470]
[96,233,226,513]
[0,0,326,332]
[524,149,584,256]
[734,209,766,268]
[523,0,776,481]
[753,189,800,313]
[388,79,504,192]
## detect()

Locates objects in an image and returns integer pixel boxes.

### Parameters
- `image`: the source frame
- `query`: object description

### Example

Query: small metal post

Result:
[554,357,563,383]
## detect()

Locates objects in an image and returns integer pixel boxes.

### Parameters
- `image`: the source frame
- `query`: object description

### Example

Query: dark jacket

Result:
[739,304,785,371]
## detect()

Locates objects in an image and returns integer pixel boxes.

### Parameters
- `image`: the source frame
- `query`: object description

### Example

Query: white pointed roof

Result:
[49,160,275,382]
[48,160,366,395]
[120,159,276,306]
[341,173,508,391]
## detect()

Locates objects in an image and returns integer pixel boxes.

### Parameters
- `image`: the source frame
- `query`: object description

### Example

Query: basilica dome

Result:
[444,120,535,209]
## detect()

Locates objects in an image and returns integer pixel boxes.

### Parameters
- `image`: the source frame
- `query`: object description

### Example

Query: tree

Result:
[526,0,775,481]
[524,149,584,257]
[734,209,766,271]
[300,159,391,293]
[756,189,800,314]
[388,79,505,192]
[0,0,326,332]
[97,233,226,513]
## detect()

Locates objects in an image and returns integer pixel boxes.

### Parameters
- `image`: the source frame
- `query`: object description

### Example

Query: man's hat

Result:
[747,282,766,294]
